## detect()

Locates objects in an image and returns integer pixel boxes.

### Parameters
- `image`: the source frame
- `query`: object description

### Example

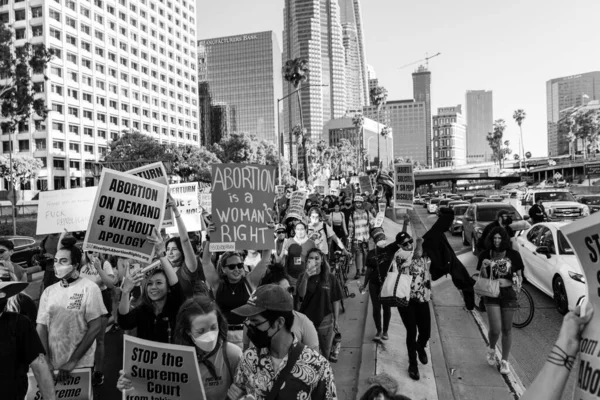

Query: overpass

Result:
[414,165,522,187]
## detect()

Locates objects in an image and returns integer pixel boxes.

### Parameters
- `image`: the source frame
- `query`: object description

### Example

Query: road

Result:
[414,205,574,398]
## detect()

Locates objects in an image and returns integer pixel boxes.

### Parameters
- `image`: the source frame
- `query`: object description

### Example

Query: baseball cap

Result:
[395,231,413,246]
[0,281,29,299]
[232,284,294,317]
[275,224,286,233]
[354,195,364,203]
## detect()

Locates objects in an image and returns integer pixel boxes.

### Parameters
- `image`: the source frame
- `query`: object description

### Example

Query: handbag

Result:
[379,260,413,307]
[473,261,500,298]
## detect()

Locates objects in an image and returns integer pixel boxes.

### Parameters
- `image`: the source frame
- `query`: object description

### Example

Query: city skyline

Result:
[196,0,600,158]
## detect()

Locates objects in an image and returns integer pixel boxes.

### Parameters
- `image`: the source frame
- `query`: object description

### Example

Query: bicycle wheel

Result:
[512,287,534,328]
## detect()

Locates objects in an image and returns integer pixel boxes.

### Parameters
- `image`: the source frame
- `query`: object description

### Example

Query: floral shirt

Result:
[234,335,337,400]
[348,209,372,242]
[406,256,432,302]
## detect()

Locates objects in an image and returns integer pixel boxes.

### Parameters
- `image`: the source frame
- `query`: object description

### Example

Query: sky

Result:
[196,0,600,157]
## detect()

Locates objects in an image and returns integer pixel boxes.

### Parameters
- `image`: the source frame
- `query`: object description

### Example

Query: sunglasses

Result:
[401,240,414,246]
[225,263,245,270]
[287,286,295,294]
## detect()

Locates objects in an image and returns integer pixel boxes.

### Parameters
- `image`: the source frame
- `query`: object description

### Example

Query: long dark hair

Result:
[60,237,82,269]
[165,237,185,265]
[306,247,330,281]
[174,295,228,352]
[484,226,511,252]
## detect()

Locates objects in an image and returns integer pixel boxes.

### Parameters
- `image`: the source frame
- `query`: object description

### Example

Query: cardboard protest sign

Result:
[359,175,373,194]
[170,182,202,232]
[198,193,212,214]
[350,176,359,185]
[198,181,212,194]
[314,185,326,196]
[276,185,286,197]
[393,163,415,209]
[330,188,339,197]
[36,187,97,235]
[379,202,387,213]
[373,211,385,228]
[562,213,600,400]
[285,191,308,221]
[26,368,91,400]
[123,334,206,400]
[83,169,167,263]
[330,180,340,190]
[210,164,277,252]
[126,162,172,228]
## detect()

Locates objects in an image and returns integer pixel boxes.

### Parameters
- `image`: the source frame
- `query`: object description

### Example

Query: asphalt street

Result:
[414,205,574,399]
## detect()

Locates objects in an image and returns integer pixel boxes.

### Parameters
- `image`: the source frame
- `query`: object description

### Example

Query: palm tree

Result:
[283,58,309,180]
[370,86,388,169]
[352,113,364,171]
[381,126,392,169]
[513,109,526,170]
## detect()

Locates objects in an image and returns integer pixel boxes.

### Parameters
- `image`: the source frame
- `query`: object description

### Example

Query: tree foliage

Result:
[282,58,309,89]
[486,119,512,168]
[105,130,170,162]
[0,155,42,188]
[171,145,221,182]
[558,104,600,159]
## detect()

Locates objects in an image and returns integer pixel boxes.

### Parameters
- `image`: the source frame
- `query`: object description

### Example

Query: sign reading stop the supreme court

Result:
[210,164,276,252]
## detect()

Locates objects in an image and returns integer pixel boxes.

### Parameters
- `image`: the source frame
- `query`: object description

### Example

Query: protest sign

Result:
[126,162,173,228]
[314,185,326,196]
[26,368,91,400]
[330,188,339,197]
[393,163,415,209]
[330,180,340,190]
[123,334,206,400]
[350,176,359,185]
[276,185,286,197]
[199,193,212,214]
[373,211,385,228]
[198,181,212,194]
[562,213,600,400]
[170,182,202,232]
[297,180,307,190]
[210,164,277,252]
[285,191,308,221]
[83,169,167,263]
[379,202,387,213]
[359,175,373,194]
[36,187,97,235]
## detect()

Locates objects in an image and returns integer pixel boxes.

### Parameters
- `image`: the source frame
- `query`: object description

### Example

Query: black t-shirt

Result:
[476,249,524,278]
[0,312,46,400]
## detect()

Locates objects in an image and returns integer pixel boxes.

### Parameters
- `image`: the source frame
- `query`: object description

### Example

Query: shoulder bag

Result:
[379,257,412,307]
[264,342,306,400]
[473,254,500,298]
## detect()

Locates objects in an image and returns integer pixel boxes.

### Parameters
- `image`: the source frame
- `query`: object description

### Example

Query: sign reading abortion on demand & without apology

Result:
[84,169,167,263]
[210,164,276,252]
[36,187,97,235]
[126,162,173,228]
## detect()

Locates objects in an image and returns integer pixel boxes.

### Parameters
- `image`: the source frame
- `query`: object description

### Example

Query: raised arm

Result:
[247,250,270,291]
[200,240,220,291]
[168,193,198,272]
[147,227,177,285]
[56,229,68,251]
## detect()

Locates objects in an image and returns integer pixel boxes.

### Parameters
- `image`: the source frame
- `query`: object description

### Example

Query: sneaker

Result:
[381,332,389,340]
[373,332,382,342]
[360,270,366,276]
[408,363,420,381]
[92,371,104,387]
[486,348,496,366]
[417,345,428,365]
[500,360,510,375]
[353,274,360,280]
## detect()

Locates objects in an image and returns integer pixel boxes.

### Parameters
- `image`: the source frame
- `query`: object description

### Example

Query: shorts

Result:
[101,289,113,315]
[483,286,518,309]
[353,241,368,253]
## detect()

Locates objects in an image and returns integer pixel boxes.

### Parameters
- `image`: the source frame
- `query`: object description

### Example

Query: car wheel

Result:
[553,276,569,315]
[471,235,478,255]
[462,230,468,246]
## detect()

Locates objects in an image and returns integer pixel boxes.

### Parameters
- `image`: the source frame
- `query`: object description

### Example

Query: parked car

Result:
[461,194,475,202]
[515,222,585,314]
[521,189,589,221]
[0,236,42,268]
[577,195,600,214]
[448,200,469,209]
[461,203,528,254]
[471,196,487,204]
[427,198,441,214]
[450,204,470,235]
[486,195,503,203]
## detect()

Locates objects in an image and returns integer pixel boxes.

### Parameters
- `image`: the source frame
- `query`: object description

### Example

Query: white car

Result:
[516,222,586,314]
[427,198,440,214]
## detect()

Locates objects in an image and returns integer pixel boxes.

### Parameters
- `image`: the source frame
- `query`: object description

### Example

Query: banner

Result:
[83,169,167,263]
[562,213,600,400]
[210,164,277,252]
[170,182,202,232]
[359,175,373,194]
[126,162,172,228]
[373,211,385,228]
[123,334,206,400]
[393,163,415,209]
[285,191,308,221]
[36,187,97,235]
[199,193,212,214]
[26,368,91,400]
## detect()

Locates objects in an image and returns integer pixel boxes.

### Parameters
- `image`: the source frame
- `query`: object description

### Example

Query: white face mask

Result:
[192,330,218,353]
[55,264,74,279]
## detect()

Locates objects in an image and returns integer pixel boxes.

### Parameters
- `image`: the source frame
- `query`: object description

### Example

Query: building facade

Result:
[322,115,383,167]
[339,0,368,109]
[432,105,466,168]
[465,90,493,163]
[546,71,600,157]
[412,66,432,165]
[282,0,346,143]
[197,31,282,145]
[0,0,200,191]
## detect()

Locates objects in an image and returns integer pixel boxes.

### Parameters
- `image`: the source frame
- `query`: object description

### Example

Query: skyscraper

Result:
[367,64,378,103]
[282,0,346,143]
[546,71,600,156]
[412,66,432,165]
[465,90,494,163]
[197,31,282,145]
[433,105,467,168]
[339,0,368,109]
[0,0,200,191]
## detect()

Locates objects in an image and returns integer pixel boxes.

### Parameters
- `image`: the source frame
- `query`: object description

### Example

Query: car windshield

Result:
[430,199,440,204]
[536,192,576,202]
[476,207,522,222]
[472,197,486,203]
[454,206,468,215]
[440,200,450,206]
[582,196,600,205]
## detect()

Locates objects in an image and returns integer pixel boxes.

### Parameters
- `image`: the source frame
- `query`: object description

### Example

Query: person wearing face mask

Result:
[476,209,516,254]
[117,229,183,344]
[202,249,269,349]
[272,224,288,265]
[230,284,337,400]
[36,236,107,383]
[0,279,56,400]
[117,295,242,399]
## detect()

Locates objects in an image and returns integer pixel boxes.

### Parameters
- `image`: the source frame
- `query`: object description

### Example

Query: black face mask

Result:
[247,323,279,349]
[504,216,513,226]
[0,297,8,313]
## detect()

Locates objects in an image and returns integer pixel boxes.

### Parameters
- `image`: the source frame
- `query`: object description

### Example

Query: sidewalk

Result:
[356,210,516,400]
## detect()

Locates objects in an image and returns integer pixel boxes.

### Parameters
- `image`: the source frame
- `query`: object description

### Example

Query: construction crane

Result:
[398,52,441,70]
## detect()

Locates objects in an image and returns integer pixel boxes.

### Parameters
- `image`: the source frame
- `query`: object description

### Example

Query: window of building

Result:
[68,125,79,135]
[53,159,65,170]
[52,122,64,132]
[84,127,93,137]
[69,143,80,152]
[70,160,80,170]
[34,139,46,150]
[52,103,63,114]
[95,95,104,106]
[98,130,106,139]
[83,110,93,120]
[81,41,91,52]
[53,141,65,151]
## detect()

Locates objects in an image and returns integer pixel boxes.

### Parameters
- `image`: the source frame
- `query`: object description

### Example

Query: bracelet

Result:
[547,344,576,371]
[174,214,181,218]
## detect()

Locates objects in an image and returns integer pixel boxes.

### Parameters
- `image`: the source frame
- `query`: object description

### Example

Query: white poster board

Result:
[170,182,202,232]
[36,187,98,235]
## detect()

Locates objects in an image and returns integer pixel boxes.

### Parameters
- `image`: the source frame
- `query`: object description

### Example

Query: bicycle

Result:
[331,251,355,313]
[471,273,534,328]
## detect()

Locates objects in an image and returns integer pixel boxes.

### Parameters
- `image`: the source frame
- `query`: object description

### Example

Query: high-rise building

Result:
[433,105,467,168]
[546,71,600,156]
[412,66,432,165]
[197,31,282,145]
[0,0,200,191]
[339,0,368,109]
[348,99,428,164]
[322,115,382,165]
[465,90,494,163]
[367,64,378,104]
[282,0,346,144]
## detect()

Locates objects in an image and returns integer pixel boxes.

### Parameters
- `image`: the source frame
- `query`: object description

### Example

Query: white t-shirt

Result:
[80,259,114,291]
[37,278,107,370]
